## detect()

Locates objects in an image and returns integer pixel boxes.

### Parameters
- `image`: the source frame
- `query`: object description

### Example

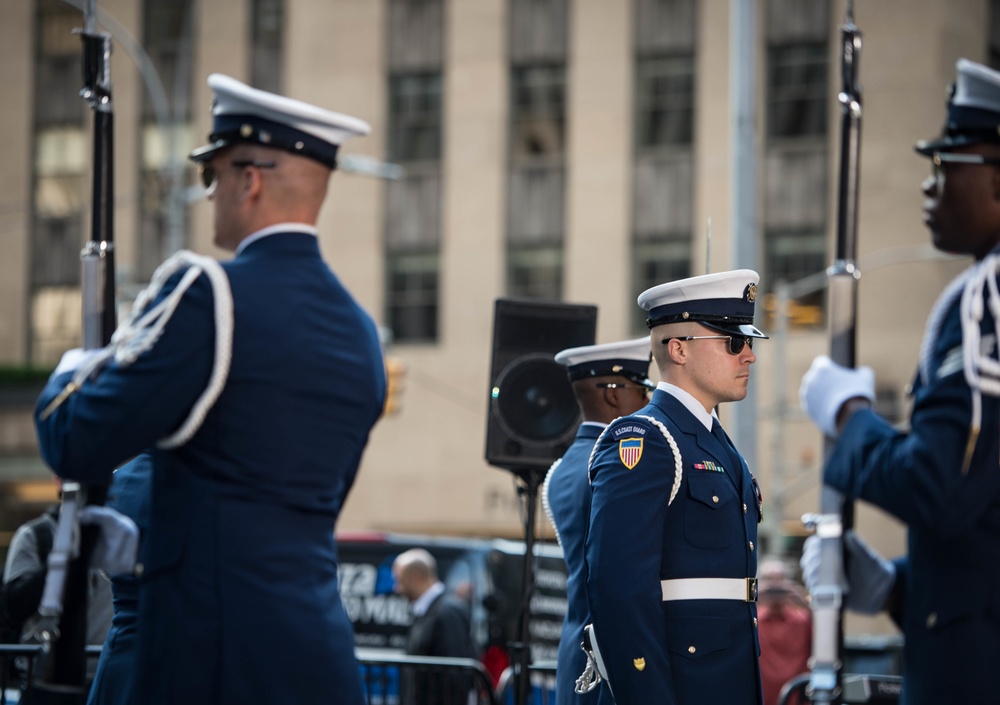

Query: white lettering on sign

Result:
[530,619,563,640]
[339,563,377,596]
[535,569,567,591]
[530,593,569,616]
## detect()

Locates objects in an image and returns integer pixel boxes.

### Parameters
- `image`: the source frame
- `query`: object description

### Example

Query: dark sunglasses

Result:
[662,335,754,355]
[198,159,277,189]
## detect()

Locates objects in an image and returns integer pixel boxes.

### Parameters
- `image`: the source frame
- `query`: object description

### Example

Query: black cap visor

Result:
[189,139,233,164]
[700,321,768,339]
[914,133,987,157]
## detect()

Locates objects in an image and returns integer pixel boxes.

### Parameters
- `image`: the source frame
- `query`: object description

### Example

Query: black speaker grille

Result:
[485,298,598,476]
[493,354,579,442]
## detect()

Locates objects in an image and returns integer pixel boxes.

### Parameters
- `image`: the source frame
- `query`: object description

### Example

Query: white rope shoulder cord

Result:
[586,414,683,506]
[70,250,234,449]
[540,457,564,550]
[959,252,1000,473]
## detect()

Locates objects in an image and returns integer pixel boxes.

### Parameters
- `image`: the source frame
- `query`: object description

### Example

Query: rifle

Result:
[30,0,116,697]
[802,3,862,704]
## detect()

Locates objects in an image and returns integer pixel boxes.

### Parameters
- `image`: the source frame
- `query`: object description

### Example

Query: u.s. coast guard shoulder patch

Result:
[619,438,643,469]
[610,419,650,470]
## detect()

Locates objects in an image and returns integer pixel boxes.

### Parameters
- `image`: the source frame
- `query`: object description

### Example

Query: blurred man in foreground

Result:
[800,58,1000,705]
[35,74,386,705]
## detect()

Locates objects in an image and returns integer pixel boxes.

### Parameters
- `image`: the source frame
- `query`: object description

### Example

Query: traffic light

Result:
[383,356,406,415]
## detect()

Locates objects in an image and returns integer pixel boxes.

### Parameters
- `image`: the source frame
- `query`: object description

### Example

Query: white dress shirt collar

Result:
[412,581,446,617]
[235,222,318,255]
[656,381,717,431]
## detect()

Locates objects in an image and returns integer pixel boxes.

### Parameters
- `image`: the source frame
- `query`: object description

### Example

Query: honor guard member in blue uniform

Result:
[583,270,767,705]
[541,337,655,705]
[86,453,153,705]
[35,74,386,705]
[800,58,1000,705]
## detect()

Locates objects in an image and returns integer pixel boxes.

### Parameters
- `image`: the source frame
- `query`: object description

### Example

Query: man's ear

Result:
[604,385,624,409]
[665,338,686,365]
[240,166,264,203]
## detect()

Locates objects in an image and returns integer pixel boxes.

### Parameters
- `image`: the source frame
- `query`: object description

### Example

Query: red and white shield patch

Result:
[618,438,643,470]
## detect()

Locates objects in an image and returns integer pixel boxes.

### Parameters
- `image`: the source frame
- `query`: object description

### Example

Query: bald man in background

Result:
[393,549,476,705]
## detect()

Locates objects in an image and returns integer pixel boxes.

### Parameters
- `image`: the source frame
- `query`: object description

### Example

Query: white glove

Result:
[799,533,839,594]
[53,348,105,377]
[79,506,139,577]
[799,531,896,615]
[799,355,875,437]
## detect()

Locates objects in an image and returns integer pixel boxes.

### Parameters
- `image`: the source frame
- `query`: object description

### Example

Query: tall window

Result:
[385,0,444,343]
[139,0,195,279]
[506,0,568,300]
[30,0,86,362]
[251,0,284,94]
[631,0,696,332]
[763,0,830,326]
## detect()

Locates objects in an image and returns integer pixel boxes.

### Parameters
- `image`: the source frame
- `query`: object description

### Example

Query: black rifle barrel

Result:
[808,4,862,705]
[35,2,116,694]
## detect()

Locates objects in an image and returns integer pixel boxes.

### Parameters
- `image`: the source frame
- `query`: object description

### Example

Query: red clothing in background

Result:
[758,602,812,705]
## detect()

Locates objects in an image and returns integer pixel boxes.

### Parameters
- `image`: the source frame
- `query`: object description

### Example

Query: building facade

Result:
[1,0,996,637]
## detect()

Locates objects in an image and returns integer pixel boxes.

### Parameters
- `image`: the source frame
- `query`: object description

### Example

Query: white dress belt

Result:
[660,577,758,602]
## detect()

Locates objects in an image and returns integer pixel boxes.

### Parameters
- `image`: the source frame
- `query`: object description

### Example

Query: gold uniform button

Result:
[749,541,755,552]
[743,503,747,514]
[712,495,719,504]
[926,612,937,628]
[754,617,758,628]
[687,645,696,654]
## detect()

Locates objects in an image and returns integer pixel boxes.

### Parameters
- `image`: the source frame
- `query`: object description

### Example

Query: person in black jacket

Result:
[1,500,113,689]
[393,548,476,705]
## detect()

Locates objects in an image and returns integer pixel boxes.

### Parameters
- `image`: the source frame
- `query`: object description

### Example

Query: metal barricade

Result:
[0,644,102,705]
[494,660,557,705]
[356,651,497,705]
[2,644,512,705]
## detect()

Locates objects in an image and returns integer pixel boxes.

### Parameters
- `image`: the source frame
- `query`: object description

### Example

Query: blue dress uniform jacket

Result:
[542,423,604,705]
[36,232,386,705]
[585,389,762,705]
[825,260,1000,705]
[87,453,152,705]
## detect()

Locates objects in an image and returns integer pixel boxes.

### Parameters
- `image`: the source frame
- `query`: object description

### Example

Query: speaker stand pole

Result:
[510,469,543,705]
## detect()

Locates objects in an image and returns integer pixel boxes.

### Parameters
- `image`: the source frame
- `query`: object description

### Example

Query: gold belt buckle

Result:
[746,577,758,602]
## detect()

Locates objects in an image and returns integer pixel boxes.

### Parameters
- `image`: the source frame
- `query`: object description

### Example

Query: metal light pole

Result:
[729,0,761,486]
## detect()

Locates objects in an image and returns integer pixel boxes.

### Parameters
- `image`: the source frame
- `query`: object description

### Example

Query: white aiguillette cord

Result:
[960,252,1000,473]
[41,250,234,449]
